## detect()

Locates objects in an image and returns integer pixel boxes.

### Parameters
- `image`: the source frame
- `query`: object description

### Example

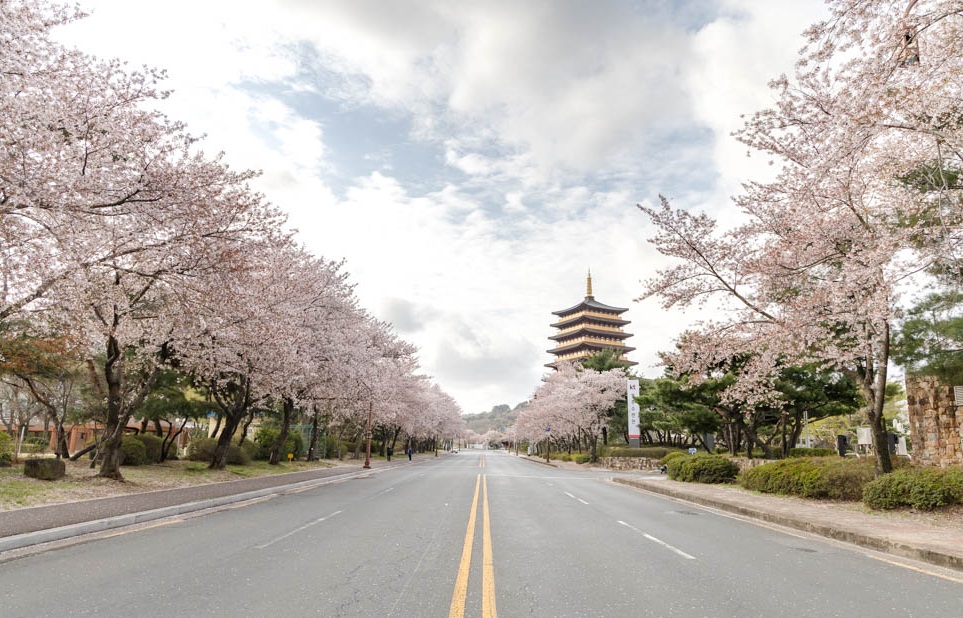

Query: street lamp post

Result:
[545,426,551,463]
[363,401,373,469]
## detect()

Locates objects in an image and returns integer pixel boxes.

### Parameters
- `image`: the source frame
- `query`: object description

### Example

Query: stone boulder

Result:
[23,458,66,481]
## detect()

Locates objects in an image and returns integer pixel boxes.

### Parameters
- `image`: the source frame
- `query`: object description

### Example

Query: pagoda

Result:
[546,272,636,368]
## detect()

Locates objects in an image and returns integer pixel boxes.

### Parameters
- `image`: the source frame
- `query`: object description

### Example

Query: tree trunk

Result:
[54,419,70,459]
[160,416,189,462]
[209,375,252,470]
[69,441,98,461]
[237,409,256,446]
[864,336,893,475]
[210,413,243,469]
[307,404,322,461]
[97,333,127,480]
[269,397,295,465]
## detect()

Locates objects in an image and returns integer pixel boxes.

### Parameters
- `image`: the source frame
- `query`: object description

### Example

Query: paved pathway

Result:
[0,460,409,553]
[612,474,963,572]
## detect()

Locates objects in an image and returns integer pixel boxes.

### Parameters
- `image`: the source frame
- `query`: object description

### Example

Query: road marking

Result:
[449,475,481,618]
[101,518,184,539]
[867,554,963,584]
[479,455,486,468]
[617,520,696,560]
[256,511,342,549]
[482,474,497,618]
[563,491,590,505]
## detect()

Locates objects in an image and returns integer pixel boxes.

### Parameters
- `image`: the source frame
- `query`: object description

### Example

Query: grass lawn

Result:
[0,457,351,511]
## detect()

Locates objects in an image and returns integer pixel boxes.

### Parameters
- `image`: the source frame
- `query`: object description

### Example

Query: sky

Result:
[55,0,830,415]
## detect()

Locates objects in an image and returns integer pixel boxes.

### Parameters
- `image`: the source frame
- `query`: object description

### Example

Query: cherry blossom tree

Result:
[640,0,963,473]
[517,362,626,461]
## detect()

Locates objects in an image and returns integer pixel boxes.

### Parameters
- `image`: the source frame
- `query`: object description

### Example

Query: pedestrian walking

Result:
[386,446,393,462]
[407,447,413,461]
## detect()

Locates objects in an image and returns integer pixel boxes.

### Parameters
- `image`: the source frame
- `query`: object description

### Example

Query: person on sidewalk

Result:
[407,447,412,461]
[386,446,393,462]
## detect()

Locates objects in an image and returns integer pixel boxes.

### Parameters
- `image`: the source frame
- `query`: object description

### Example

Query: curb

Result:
[0,466,387,554]
[612,477,963,573]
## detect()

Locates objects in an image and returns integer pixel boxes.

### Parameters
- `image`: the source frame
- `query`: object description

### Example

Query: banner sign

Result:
[626,379,640,439]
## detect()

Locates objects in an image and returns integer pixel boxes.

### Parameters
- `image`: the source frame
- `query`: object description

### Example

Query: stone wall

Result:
[600,456,662,470]
[905,375,962,468]
[600,455,772,472]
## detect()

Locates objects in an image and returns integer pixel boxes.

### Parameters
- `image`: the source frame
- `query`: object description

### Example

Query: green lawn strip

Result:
[0,458,341,510]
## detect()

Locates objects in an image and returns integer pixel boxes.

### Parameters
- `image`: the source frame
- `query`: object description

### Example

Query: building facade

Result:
[546,272,636,369]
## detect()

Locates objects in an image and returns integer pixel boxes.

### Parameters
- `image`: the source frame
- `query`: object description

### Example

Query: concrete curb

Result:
[0,466,385,554]
[612,477,963,572]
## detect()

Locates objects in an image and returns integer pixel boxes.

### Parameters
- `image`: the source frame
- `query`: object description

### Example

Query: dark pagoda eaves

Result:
[549,326,633,342]
[547,341,637,356]
[546,357,639,368]
[550,315,630,329]
[552,295,628,317]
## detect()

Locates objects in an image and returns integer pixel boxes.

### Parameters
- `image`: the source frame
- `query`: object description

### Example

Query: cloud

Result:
[57,0,829,416]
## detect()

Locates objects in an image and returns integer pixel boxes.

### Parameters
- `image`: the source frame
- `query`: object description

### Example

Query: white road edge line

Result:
[256,511,342,549]
[617,520,696,560]
[577,498,589,505]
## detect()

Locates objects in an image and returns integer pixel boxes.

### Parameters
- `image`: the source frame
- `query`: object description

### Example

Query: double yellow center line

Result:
[449,474,497,618]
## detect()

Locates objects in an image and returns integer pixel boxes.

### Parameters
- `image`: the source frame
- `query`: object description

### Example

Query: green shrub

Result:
[254,426,303,460]
[660,451,689,465]
[0,432,13,464]
[573,453,591,464]
[557,453,572,462]
[788,447,838,458]
[21,437,48,454]
[863,466,963,510]
[669,453,738,483]
[186,437,251,465]
[239,438,258,459]
[133,434,163,463]
[187,438,218,461]
[225,444,251,465]
[741,457,875,500]
[120,436,147,466]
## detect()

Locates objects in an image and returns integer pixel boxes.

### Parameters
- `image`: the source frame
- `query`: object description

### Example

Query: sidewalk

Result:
[0,460,407,555]
[612,474,963,572]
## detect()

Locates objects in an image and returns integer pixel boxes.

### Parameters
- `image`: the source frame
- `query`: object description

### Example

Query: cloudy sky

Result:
[56,0,829,415]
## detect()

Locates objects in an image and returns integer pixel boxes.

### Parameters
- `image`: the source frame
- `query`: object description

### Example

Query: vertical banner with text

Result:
[626,379,641,448]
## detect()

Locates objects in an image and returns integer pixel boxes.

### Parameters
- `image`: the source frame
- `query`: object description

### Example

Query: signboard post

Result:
[627,379,641,448]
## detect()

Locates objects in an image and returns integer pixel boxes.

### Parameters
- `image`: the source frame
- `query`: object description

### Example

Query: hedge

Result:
[120,436,147,466]
[132,434,163,463]
[740,457,875,500]
[0,432,13,464]
[863,466,963,510]
[788,447,838,458]
[660,451,689,465]
[601,446,681,459]
[253,426,303,461]
[186,437,251,465]
[667,453,739,484]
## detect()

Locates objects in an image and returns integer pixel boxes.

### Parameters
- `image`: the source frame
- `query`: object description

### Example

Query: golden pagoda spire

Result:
[586,269,593,297]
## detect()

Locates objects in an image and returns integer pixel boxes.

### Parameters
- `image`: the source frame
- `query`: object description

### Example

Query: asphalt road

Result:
[1,451,961,617]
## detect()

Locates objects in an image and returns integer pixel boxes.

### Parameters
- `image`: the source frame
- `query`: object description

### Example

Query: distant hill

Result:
[463,402,526,434]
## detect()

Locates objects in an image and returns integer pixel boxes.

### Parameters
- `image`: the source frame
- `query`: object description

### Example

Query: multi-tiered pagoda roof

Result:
[546,272,636,368]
